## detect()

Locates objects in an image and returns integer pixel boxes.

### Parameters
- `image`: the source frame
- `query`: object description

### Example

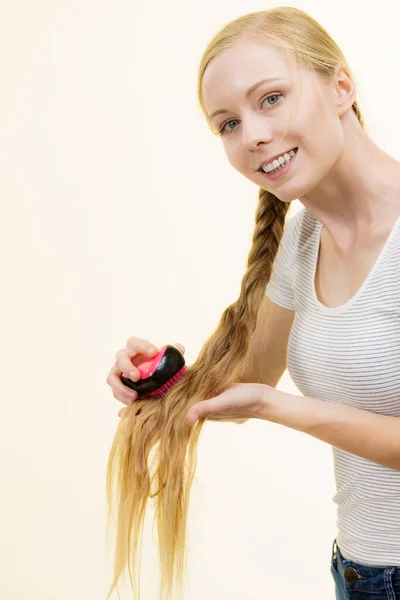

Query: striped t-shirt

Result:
[265,206,400,566]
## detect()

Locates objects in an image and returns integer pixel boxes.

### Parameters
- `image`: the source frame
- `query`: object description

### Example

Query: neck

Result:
[299,116,400,246]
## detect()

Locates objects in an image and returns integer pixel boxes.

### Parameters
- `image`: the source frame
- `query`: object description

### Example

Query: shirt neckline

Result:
[311,216,400,315]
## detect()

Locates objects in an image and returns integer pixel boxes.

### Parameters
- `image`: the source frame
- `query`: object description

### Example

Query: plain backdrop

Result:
[2,0,400,598]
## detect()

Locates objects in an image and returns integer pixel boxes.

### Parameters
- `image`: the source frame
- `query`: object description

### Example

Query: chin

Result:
[261,185,300,203]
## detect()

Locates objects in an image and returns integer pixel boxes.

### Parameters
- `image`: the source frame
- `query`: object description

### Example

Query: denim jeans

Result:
[331,538,400,599]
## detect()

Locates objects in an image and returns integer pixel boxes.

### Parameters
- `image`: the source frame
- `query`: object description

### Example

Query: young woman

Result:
[105,7,400,600]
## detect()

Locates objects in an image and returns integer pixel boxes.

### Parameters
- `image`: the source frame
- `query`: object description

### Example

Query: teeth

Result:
[262,149,296,173]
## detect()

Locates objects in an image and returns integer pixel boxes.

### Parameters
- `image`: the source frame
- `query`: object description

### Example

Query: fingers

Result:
[106,338,158,405]
[106,363,138,407]
[119,340,159,381]
[125,337,159,359]
[111,384,138,406]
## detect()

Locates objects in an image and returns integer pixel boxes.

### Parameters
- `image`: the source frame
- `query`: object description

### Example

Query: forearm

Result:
[260,390,400,471]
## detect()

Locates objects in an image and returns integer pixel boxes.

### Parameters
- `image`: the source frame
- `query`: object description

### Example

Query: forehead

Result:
[202,41,296,95]
[202,40,314,118]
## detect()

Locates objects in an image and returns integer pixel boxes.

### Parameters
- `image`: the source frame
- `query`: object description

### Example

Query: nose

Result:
[241,116,274,151]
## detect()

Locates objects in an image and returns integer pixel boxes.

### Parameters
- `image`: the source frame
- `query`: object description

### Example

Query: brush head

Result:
[120,344,186,398]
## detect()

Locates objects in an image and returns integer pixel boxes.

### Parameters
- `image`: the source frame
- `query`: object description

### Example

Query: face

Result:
[202,40,347,202]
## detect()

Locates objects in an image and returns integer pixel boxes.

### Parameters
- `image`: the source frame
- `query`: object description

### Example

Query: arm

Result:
[259,390,400,471]
[229,296,294,424]
[242,295,295,387]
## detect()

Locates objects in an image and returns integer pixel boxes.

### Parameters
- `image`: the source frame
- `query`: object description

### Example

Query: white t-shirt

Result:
[265,206,400,566]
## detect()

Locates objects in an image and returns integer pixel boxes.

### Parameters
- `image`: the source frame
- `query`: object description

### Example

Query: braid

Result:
[227,190,290,349]
[229,189,291,342]
[188,189,291,392]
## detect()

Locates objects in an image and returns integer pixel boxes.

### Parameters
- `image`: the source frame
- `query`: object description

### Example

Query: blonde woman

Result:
[105,7,400,600]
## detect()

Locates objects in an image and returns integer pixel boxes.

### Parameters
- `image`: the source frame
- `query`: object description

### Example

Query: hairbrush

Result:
[120,344,187,399]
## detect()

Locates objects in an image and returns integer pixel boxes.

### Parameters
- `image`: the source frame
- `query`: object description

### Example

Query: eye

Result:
[263,93,282,108]
[217,93,283,136]
[218,119,240,135]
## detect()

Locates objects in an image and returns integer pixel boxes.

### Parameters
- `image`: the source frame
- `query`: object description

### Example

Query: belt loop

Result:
[332,538,338,569]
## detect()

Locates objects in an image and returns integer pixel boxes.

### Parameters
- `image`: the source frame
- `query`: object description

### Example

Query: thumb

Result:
[187,398,217,426]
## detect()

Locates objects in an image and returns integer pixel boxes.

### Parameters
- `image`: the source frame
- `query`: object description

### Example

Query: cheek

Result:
[309,97,343,147]
[224,143,246,172]
[316,123,344,170]
[297,104,343,165]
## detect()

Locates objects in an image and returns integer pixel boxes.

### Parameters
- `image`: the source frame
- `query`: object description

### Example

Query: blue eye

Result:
[218,93,283,136]
[263,94,281,107]
[220,119,240,135]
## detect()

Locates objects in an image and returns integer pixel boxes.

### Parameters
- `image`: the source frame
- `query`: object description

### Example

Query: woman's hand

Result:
[106,337,185,418]
[187,383,269,426]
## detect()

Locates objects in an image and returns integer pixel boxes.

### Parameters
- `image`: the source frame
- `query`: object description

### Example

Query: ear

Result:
[332,64,356,117]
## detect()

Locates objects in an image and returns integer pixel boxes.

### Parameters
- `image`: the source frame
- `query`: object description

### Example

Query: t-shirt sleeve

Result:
[265,210,301,310]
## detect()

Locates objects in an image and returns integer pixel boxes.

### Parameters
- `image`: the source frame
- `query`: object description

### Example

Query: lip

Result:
[259,148,298,181]
[257,147,298,172]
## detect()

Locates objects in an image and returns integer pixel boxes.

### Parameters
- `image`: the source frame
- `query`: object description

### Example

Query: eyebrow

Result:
[208,77,287,121]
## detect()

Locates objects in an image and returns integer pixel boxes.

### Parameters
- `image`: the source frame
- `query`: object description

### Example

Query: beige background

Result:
[2,0,399,598]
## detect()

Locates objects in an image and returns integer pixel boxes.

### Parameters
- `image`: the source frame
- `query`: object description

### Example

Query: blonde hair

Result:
[105,7,365,600]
